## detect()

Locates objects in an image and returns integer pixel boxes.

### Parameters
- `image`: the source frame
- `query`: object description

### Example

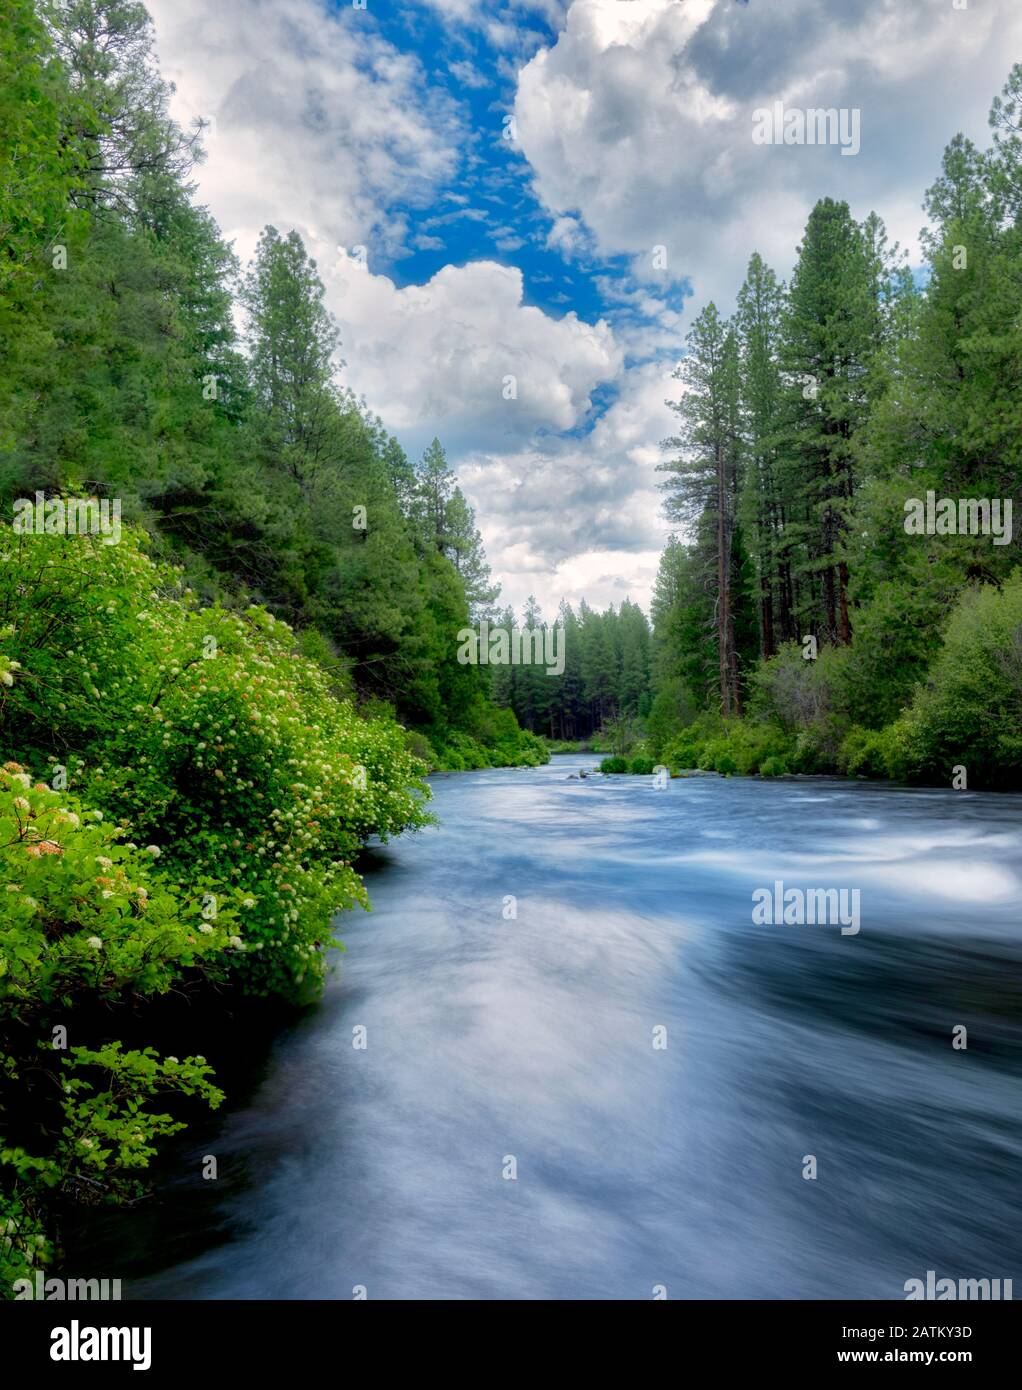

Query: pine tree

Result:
[445,486,500,620]
[415,437,457,555]
[660,304,744,716]
[736,252,790,656]
[242,226,342,496]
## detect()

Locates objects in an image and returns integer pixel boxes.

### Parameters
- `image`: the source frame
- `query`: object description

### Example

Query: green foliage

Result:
[0,522,432,997]
[838,724,912,782]
[55,1043,223,1200]
[663,712,795,778]
[629,756,656,775]
[0,0,85,294]
[647,68,1022,790]
[902,576,1022,788]
[0,765,227,1020]
[1,1041,222,1291]
[1,1155,54,1290]
[426,703,547,771]
[599,756,629,774]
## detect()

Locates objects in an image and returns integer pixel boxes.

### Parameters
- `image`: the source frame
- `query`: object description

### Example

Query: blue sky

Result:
[362,2,683,334]
[147,0,1022,615]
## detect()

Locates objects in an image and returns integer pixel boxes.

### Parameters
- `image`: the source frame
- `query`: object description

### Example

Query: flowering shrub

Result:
[0,522,432,995]
[0,766,232,1020]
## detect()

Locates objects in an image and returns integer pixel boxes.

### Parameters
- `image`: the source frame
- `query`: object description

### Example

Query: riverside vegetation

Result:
[2,0,1021,1294]
[507,68,1022,792]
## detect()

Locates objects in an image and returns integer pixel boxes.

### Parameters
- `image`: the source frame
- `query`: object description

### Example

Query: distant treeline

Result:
[490,598,652,740]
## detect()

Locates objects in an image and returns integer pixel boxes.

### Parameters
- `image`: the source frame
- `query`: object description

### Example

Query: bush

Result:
[840,726,890,779]
[785,716,847,774]
[0,767,230,1023]
[0,768,226,1292]
[429,705,548,770]
[0,523,432,998]
[664,715,795,777]
[405,729,436,767]
[665,736,701,770]
[629,756,656,775]
[759,755,789,777]
[902,576,1022,789]
[600,756,629,774]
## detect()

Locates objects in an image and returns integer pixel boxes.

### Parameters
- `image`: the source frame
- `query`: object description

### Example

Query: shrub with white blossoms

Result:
[0,522,432,996]
[0,768,227,1290]
[0,765,236,1021]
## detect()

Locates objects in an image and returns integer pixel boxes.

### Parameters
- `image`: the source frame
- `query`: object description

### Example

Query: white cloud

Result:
[546,214,586,256]
[148,0,463,264]
[515,0,1022,309]
[449,59,490,90]
[325,255,622,458]
[459,362,678,613]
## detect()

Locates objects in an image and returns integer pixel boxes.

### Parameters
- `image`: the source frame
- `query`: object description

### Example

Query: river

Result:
[79,755,1022,1299]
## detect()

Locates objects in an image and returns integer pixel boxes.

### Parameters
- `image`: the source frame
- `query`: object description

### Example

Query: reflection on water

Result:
[75,757,1022,1299]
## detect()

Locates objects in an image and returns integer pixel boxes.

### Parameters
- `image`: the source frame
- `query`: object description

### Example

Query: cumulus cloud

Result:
[146,0,623,447]
[459,362,679,613]
[546,213,587,256]
[148,0,464,265]
[514,0,1022,308]
[325,254,622,457]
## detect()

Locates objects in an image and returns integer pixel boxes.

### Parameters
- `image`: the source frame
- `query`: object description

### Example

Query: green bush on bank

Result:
[652,578,1022,790]
[664,715,796,777]
[597,753,659,775]
[0,765,227,1291]
[427,717,548,771]
[900,575,1022,789]
[0,522,432,997]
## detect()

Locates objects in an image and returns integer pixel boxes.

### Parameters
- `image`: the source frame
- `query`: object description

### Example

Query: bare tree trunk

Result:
[838,560,852,644]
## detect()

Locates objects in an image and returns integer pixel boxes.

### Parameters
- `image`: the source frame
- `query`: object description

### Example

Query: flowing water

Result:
[82,755,1022,1299]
